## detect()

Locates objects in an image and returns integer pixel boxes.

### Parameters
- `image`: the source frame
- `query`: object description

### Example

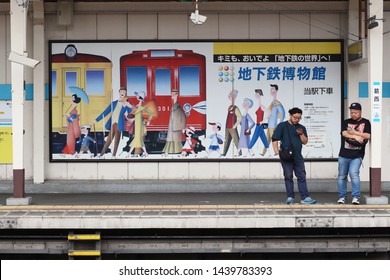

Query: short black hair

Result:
[72,94,81,104]
[255,89,263,96]
[288,107,302,115]
[270,84,279,91]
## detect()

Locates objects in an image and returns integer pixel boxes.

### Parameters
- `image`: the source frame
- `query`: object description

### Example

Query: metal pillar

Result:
[366,0,387,204]
[33,0,45,184]
[7,0,31,205]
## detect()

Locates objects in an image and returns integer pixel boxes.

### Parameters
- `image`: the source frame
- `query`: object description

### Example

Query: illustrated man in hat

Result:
[93,87,132,159]
[163,89,187,156]
[337,102,371,205]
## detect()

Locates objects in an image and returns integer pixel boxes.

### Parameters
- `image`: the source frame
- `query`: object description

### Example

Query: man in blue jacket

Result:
[93,87,132,158]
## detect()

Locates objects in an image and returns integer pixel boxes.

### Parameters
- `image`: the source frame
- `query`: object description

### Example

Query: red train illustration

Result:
[120,49,207,151]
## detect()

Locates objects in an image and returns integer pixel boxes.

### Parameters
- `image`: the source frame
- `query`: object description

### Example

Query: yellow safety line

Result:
[68,234,101,240]
[1,204,390,211]
[68,250,101,256]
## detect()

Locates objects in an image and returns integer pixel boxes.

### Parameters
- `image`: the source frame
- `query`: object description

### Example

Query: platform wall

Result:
[0,2,389,183]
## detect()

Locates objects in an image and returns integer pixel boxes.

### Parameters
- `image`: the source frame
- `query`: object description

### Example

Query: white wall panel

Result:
[249,162,280,179]
[5,13,10,84]
[23,102,33,180]
[219,14,249,39]
[6,164,13,180]
[158,14,188,39]
[97,14,127,40]
[0,165,6,180]
[220,162,250,179]
[189,162,219,179]
[249,14,280,39]
[188,13,219,39]
[46,162,68,180]
[310,162,337,179]
[361,154,370,182]
[127,14,158,40]
[0,15,6,84]
[45,14,67,40]
[128,162,159,179]
[128,14,157,40]
[340,12,349,40]
[280,13,310,39]
[98,162,128,179]
[66,14,97,40]
[305,162,311,179]
[159,162,189,179]
[25,15,34,84]
[383,100,390,181]
[67,162,98,180]
[310,13,341,39]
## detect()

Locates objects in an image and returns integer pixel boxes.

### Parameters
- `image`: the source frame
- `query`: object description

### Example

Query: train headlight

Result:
[65,44,77,59]
[183,103,192,116]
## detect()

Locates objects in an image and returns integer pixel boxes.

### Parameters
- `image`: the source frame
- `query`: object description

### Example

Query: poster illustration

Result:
[0,101,12,164]
[49,40,343,161]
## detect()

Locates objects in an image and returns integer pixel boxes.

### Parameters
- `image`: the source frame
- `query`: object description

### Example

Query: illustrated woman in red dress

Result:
[62,94,81,155]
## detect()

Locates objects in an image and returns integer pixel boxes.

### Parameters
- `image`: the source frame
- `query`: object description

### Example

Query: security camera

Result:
[8,51,41,69]
[190,10,207,25]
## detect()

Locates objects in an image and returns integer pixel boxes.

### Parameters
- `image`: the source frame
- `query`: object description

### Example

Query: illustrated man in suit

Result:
[93,87,132,158]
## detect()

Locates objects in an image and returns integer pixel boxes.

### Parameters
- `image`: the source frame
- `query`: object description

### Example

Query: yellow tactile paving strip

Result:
[0,204,389,211]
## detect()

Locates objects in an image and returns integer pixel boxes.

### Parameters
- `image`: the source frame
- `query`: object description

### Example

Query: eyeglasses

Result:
[291,115,302,121]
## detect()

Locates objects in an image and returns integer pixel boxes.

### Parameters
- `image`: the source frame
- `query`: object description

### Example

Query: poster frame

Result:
[48,39,344,163]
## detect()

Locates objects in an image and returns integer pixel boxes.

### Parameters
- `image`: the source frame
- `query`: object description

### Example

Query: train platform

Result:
[0,179,389,230]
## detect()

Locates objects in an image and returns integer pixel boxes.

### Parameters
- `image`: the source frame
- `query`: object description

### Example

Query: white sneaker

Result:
[352,197,360,205]
[337,197,346,204]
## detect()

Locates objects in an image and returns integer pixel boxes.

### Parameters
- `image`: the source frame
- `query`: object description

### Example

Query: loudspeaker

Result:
[57,0,74,26]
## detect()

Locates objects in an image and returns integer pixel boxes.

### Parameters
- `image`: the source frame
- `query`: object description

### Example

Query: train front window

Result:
[126,67,147,97]
[155,68,171,96]
[150,50,175,57]
[65,71,77,96]
[51,71,57,96]
[86,70,105,95]
[179,66,200,96]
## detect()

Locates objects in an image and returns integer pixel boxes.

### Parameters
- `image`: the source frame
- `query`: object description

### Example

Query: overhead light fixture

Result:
[8,51,41,69]
[190,0,207,25]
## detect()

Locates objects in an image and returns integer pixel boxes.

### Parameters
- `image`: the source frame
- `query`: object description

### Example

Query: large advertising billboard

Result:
[49,40,343,161]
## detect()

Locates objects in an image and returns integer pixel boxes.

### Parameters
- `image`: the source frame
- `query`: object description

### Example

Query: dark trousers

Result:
[280,159,310,199]
[223,128,240,156]
[100,123,121,157]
